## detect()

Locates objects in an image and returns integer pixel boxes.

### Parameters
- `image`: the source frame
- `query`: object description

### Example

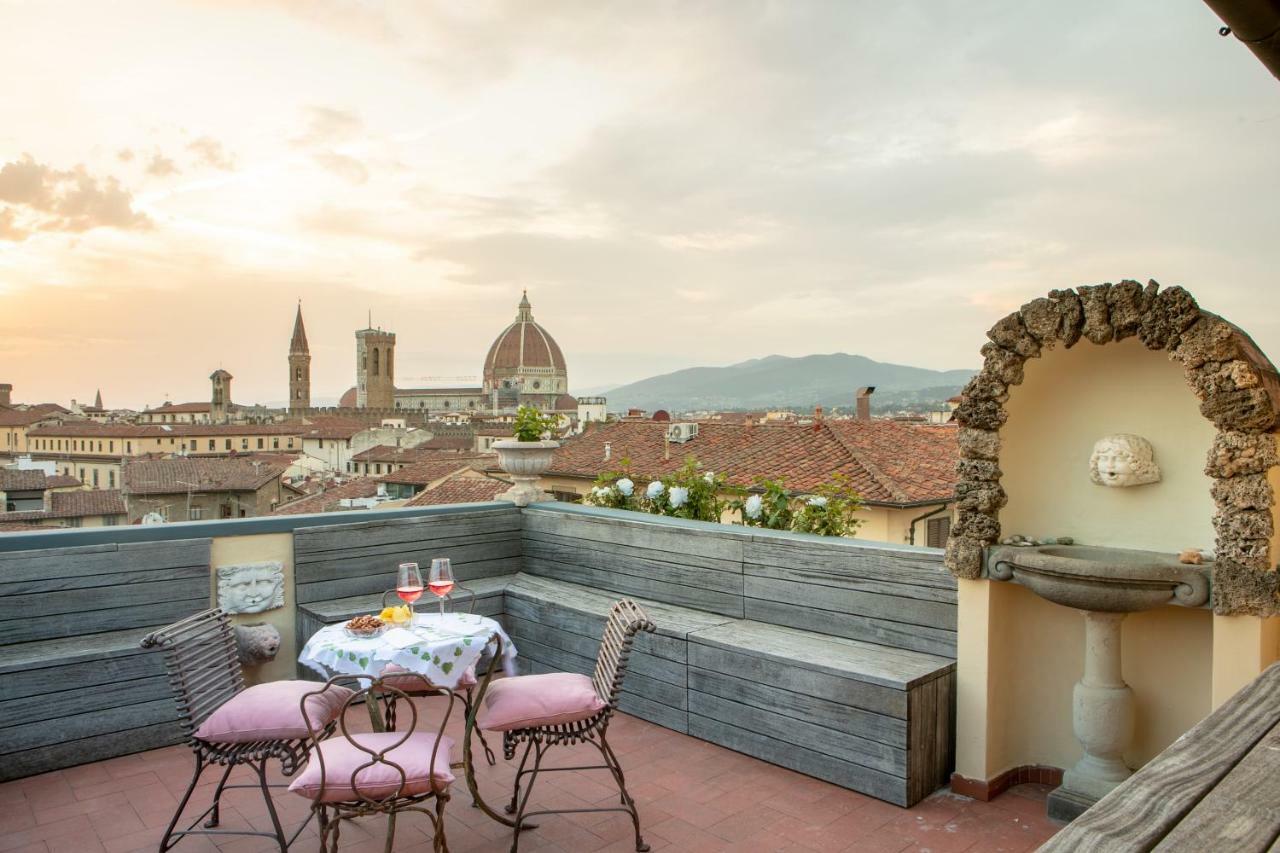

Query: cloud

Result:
[116,148,134,163]
[311,152,369,184]
[145,150,180,177]
[187,136,235,170]
[0,207,27,241]
[293,105,363,147]
[0,154,151,238]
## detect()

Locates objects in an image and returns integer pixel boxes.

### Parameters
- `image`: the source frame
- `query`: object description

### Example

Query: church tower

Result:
[288,303,311,412]
[355,318,396,409]
[210,369,232,423]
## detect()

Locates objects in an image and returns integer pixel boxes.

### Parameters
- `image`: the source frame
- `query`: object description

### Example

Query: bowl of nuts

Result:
[343,614,386,638]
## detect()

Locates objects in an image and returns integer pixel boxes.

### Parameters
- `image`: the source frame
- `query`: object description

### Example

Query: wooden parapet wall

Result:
[0,539,212,782]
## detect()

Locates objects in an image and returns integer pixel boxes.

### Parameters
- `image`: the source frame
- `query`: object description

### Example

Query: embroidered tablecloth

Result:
[298,611,516,690]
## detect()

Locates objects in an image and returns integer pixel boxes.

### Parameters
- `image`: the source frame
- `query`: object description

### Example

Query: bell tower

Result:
[288,302,311,412]
[355,315,396,409]
[210,369,232,423]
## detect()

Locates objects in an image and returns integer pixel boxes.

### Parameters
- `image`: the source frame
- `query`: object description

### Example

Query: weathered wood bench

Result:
[0,539,211,782]
[294,505,523,653]
[516,504,957,807]
[1040,662,1280,852]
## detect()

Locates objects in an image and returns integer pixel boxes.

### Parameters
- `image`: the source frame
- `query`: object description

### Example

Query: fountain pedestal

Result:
[1049,611,1136,821]
[985,544,1210,822]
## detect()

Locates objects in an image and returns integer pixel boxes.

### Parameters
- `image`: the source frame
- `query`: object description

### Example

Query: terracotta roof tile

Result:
[0,469,48,491]
[270,479,382,515]
[405,477,507,507]
[378,457,494,487]
[547,420,958,505]
[122,457,289,495]
[48,489,127,517]
[351,444,480,463]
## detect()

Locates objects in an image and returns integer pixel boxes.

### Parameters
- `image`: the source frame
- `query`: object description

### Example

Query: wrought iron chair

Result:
[477,598,656,853]
[141,609,341,852]
[292,677,457,853]
[378,584,498,765]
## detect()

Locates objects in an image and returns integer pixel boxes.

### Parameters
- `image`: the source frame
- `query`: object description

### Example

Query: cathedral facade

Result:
[304,292,574,415]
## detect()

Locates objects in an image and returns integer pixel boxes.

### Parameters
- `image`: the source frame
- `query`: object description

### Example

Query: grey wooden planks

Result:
[0,721,184,784]
[743,597,957,658]
[1041,663,1280,852]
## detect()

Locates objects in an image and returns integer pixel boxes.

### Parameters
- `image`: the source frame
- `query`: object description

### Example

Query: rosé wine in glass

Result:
[396,562,424,620]
[429,558,454,615]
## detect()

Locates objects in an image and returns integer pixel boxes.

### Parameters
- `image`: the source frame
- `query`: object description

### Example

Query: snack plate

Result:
[343,622,386,639]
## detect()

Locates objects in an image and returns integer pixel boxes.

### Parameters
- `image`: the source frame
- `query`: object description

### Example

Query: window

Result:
[225,439,232,450]
[126,441,132,453]
[104,515,119,526]
[926,516,951,549]
[287,438,294,448]
[296,389,301,399]
[295,367,302,381]
[375,463,382,474]
[65,517,83,528]
[92,470,99,487]
[208,439,215,451]
[317,438,324,448]
[108,471,115,488]
[97,441,103,452]
[109,441,114,452]
[241,438,248,450]
[79,467,85,481]
[189,507,204,520]
[257,438,264,449]
[273,438,279,449]
[372,348,380,376]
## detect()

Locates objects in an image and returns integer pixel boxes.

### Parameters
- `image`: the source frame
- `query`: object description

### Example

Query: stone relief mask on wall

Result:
[216,561,285,613]
[1089,434,1161,488]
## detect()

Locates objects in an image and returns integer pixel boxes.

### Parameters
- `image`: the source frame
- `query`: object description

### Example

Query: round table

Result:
[298,611,522,827]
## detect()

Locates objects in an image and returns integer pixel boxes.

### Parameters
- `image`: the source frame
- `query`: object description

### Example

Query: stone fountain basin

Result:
[986,544,1211,612]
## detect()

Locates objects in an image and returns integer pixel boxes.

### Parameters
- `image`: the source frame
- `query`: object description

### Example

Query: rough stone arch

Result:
[945,280,1280,616]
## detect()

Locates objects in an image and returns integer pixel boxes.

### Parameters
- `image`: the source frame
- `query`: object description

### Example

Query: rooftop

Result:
[404,475,508,506]
[550,419,959,505]
[270,478,383,514]
[378,457,495,487]
[121,457,289,495]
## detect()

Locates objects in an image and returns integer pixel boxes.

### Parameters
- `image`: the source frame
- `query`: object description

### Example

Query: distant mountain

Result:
[602,353,975,413]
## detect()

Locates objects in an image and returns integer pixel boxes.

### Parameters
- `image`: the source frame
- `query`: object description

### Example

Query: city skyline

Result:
[3,1,1280,408]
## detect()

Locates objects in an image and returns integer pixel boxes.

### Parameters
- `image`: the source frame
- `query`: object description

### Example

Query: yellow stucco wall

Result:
[955,336,1276,783]
[208,532,298,686]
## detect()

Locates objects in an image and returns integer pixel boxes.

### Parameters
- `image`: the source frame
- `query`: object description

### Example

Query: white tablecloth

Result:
[298,611,516,690]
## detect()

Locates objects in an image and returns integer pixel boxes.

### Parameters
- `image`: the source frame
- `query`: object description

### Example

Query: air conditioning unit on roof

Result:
[667,422,699,444]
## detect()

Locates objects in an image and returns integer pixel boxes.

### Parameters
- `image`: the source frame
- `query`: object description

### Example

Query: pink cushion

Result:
[475,672,606,732]
[379,663,478,692]
[288,732,455,803]
[194,681,353,744]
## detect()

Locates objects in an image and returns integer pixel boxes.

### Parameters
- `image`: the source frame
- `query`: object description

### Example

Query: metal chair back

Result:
[590,599,655,707]
[141,608,244,740]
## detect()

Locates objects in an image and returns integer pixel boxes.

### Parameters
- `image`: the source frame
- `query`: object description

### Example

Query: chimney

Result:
[856,386,875,421]
[0,383,10,407]
[604,441,612,462]
[813,406,823,432]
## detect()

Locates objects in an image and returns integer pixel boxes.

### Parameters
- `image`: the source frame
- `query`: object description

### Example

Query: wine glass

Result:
[428,558,455,616]
[396,562,424,622]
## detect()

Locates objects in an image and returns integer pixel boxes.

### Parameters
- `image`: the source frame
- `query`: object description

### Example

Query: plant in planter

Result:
[494,406,562,506]
[790,473,865,537]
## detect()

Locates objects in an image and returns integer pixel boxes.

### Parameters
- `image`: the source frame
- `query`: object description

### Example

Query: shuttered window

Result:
[926,516,951,548]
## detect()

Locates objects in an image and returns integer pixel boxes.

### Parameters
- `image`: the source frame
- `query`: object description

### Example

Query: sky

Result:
[1,0,1278,410]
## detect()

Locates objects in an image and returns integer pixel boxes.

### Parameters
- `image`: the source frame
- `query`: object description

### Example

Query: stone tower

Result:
[355,321,396,409]
[210,369,233,423]
[288,303,311,412]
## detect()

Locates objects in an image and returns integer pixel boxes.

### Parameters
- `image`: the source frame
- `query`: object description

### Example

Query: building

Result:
[540,417,959,545]
[288,303,311,412]
[209,369,233,423]
[355,324,396,409]
[0,470,126,527]
[122,456,291,522]
[329,293,577,417]
[377,456,499,500]
[0,403,66,460]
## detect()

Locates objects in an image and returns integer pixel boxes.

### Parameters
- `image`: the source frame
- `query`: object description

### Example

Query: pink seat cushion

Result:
[288,732,455,803]
[379,663,478,692]
[194,681,353,744]
[475,672,606,732]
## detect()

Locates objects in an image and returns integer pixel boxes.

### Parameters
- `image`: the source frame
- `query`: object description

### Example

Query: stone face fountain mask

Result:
[1089,434,1161,488]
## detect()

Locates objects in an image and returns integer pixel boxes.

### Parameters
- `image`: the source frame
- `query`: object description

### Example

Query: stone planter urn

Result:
[494,439,559,507]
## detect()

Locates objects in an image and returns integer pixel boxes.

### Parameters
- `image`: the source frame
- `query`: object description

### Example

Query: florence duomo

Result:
[290,291,575,418]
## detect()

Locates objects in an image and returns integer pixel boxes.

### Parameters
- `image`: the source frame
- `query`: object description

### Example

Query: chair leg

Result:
[504,740,535,815]
[383,811,397,853]
[203,762,235,828]
[159,755,207,852]
[510,742,547,853]
[464,690,496,766]
[599,734,648,853]
[252,759,290,852]
[433,792,450,853]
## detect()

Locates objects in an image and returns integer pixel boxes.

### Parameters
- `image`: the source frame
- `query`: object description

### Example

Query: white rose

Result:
[616,477,634,497]
[744,494,763,519]
[806,496,828,507]
[645,481,665,499]
[668,486,689,509]
[703,472,715,484]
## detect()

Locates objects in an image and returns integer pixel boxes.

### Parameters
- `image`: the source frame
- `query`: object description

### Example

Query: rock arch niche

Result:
[945,280,1280,616]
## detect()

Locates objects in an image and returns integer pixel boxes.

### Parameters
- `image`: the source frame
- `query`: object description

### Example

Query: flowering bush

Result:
[790,474,864,537]
[584,456,863,537]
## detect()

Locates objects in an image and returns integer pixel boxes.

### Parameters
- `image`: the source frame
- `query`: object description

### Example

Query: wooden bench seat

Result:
[1041,662,1280,851]
[0,539,211,782]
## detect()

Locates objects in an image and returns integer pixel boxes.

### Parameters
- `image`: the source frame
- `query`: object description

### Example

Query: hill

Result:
[602,353,975,413]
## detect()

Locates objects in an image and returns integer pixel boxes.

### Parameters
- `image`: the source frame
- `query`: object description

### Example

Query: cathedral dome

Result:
[483,292,566,376]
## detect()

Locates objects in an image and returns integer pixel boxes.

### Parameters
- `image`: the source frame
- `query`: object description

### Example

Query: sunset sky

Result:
[2,1,1278,410]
